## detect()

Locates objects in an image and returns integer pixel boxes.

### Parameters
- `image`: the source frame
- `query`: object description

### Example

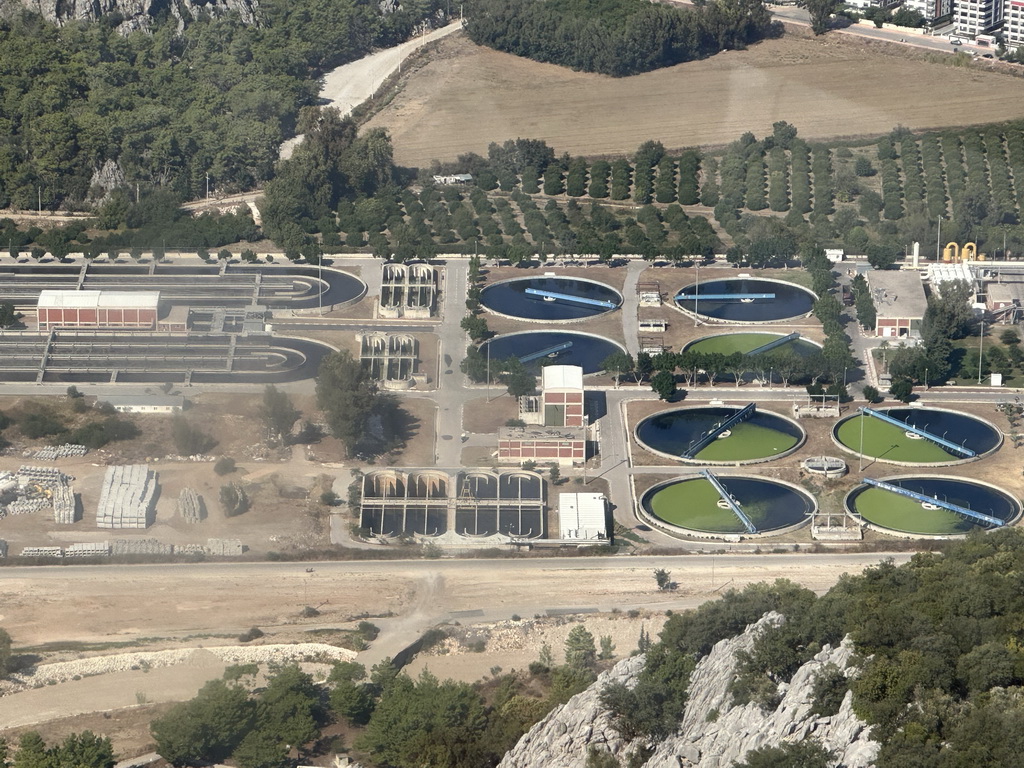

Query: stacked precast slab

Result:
[96,465,158,529]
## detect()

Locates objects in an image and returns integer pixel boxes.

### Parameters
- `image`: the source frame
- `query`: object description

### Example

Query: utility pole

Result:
[936,217,942,262]
[37,186,41,214]
[858,408,865,473]
[318,256,323,316]
[978,318,986,384]
[206,172,210,201]
[693,260,699,327]
[581,414,589,485]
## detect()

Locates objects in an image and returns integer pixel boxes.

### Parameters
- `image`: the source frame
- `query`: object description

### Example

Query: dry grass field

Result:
[366,29,1024,167]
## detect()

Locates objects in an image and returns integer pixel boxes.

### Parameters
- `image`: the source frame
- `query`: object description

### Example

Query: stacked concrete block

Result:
[175,544,207,556]
[65,542,111,558]
[33,444,88,460]
[5,499,49,515]
[96,465,158,529]
[206,538,244,556]
[21,546,63,558]
[16,466,73,488]
[52,484,77,524]
[177,488,206,523]
[111,539,173,556]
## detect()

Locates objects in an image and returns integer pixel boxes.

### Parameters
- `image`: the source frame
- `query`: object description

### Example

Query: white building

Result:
[927,263,977,298]
[97,395,185,414]
[558,492,607,541]
[903,0,953,22]
[1003,0,1024,46]
[955,0,1002,36]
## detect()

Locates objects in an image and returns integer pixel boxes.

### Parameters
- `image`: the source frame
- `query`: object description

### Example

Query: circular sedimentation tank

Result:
[641,475,815,536]
[479,331,625,375]
[845,476,1021,536]
[481,276,622,321]
[674,277,816,323]
[635,405,805,464]
[682,332,821,357]
[833,407,1001,464]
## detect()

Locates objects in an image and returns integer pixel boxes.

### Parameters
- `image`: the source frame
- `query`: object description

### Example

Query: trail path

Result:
[280,21,464,161]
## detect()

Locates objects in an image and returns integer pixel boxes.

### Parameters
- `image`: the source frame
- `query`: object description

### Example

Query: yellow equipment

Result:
[942,242,984,262]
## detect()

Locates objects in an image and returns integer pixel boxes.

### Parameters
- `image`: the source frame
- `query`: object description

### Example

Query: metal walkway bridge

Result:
[524,288,618,309]
[859,407,976,458]
[518,341,573,364]
[675,292,776,301]
[748,332,800,356]
[700,470,757,534]
[862,477,1005,528]
[682,403,756,459]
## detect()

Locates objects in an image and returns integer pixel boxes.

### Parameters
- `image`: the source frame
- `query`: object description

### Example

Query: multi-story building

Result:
[1003,0,1024,46]
[955,0,1003,36]
[903,0,954,23]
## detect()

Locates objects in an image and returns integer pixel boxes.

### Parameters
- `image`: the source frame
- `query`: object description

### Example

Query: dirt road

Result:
[0,553,911,649]
[279,20,464,161]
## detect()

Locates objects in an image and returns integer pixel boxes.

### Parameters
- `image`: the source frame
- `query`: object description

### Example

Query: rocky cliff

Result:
[499,613,880,768]
[3,0,259,32]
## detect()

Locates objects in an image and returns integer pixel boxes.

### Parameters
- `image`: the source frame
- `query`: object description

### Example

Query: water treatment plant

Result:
[682,331,821,357]
[674,277,816,322]
[479,330,626,375]
[845,476,1021,537]
[480,276,622,321]
[833,406,1002,464]
[0,263,366,310]
[635,404,805,464]
[640,473,815,538]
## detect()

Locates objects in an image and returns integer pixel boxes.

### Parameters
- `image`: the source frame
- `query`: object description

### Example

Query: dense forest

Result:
[600,529,1024,767]
[463,0,777,76]
[0,0,447,209]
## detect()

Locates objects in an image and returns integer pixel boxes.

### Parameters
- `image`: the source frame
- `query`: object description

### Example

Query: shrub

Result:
[213,457,236,476]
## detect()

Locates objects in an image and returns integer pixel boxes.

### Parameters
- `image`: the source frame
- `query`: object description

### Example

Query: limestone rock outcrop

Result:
[501,612,880,768]
[498,655,644,768]
[4,0,259,32]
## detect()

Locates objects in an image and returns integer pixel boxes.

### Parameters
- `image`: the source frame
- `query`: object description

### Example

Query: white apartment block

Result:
[1004,0,1024,46]
[846,0,901,9]
[955,0,1003,35]
[902,0,954,21]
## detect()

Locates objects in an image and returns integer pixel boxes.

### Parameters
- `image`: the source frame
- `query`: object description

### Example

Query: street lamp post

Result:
[859,407,865,473]
[978,318,986,385]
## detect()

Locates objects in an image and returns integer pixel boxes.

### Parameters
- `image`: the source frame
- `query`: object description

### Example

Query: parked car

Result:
[950,37,964,45]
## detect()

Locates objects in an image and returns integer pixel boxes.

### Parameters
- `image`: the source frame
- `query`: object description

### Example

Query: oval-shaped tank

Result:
[479,331,625,375]
[833,407,1001,464]
[641,475,814,536]
[481,276,622,321]
[635,405,805,464]
[675,278,816,322]
[683,332,821,357]
[845,475,1021,536]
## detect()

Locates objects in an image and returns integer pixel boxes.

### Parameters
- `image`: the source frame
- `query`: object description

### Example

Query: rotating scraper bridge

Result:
[0,264,363,384]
